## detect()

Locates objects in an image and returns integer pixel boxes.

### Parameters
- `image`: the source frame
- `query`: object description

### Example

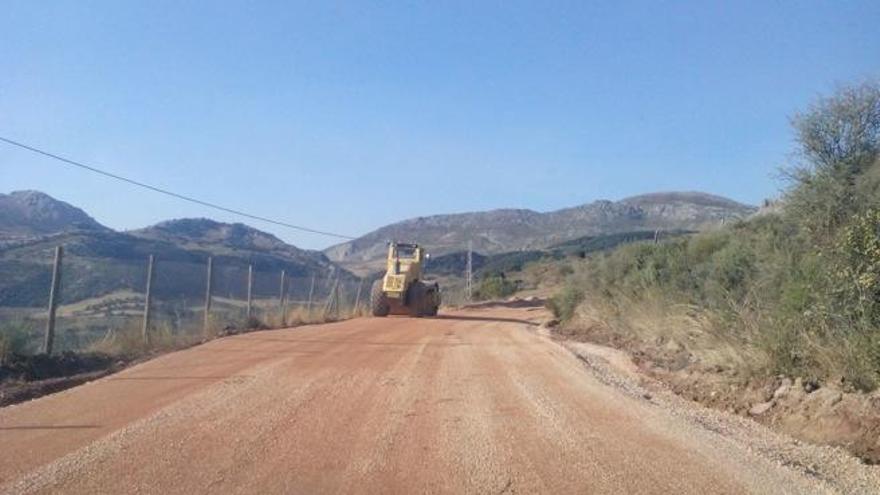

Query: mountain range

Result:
[0,191,341,307]
[324,191,756,273]
[0,189,755,305]
[0,190,108,238]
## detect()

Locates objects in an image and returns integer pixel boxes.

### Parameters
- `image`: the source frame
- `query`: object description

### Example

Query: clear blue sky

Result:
[2,1,878,249]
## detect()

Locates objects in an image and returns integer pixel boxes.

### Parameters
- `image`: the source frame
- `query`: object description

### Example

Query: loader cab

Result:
[387,242,423,280]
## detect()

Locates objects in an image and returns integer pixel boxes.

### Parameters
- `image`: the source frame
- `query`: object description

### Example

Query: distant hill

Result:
[0,194,348,307]
[0,229,345,307]
[129,218,324,268]
[0,191,108,237]
[325,191,755,273]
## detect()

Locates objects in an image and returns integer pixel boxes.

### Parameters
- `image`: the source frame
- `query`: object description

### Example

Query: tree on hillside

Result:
[794,81,880,171]
[786,81,880,242]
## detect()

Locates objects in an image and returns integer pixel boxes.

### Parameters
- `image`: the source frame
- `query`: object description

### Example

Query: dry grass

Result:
[87,320,203,357]
[67,298,365,361]
[518,258,574,292]
[567,290,770,377]
[279,302,366,327]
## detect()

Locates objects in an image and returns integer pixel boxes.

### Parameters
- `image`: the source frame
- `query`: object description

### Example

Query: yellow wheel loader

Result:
[371,242,440,317]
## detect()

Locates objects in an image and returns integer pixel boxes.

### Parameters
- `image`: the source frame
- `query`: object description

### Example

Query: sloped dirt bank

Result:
[552,318,880,465]
[0,352,127,407]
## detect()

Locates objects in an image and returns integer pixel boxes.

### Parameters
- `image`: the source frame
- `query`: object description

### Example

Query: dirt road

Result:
[0,305,874,494]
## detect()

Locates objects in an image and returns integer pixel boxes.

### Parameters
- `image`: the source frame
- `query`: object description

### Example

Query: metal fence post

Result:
[43,245,63,355]
[324,277,339,319]
[306,274,315,315]
[246,264,254,321]
[203,256,213,336]
[279,269,287,326]
[334,282,340,320]
[142,254,155,344]
[353,278,363,316]
[322,278,333,316]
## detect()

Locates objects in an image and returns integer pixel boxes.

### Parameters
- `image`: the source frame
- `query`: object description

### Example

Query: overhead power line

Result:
[0,135,356,240]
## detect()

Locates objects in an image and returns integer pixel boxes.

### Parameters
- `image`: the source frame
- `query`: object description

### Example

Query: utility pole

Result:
[279,269,287,326]
[466,240,473,302]
[203,256,213,337]
[142,254,155,344]
[334,282,340,320]
[43,245,63,355]
[246,264,254,321]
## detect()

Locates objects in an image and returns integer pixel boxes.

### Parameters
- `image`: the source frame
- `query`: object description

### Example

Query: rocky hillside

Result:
[325,191,755,272]
[0,191,108,237]
[129,218,324,268]
[0,193,347,307]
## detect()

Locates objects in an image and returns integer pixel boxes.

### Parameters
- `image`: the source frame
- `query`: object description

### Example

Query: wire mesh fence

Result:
[0,245,369,357]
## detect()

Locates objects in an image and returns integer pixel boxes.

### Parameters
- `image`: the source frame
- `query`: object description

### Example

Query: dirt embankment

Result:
[661,366,880,465]
[0,353,128,407]
[0,314,354,409]
[552,310,880,465]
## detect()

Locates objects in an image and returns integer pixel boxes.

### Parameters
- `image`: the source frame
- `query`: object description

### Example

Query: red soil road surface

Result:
[0,306,825,494]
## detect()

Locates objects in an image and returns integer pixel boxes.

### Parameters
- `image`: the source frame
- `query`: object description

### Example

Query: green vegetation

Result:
[551,230,693,257]
[552,81,880,391]
[0,320,35,363]
[474,273,518,300]
[547,286,584,321]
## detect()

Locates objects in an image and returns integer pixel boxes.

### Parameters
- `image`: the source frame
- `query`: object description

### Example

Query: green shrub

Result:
[474,273,517,300]
[557,263,574,277]
[245,316,268,330]
[707,241,756,302]
[687,231,730,264]
[834,208,880,323]
[547,285,584,321]
[0,320,34,363]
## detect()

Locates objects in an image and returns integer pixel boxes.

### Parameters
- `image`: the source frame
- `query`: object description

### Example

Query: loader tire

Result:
[425,284,440,316]
[426,301,439,317]
[371,280,390,317]
[407,282,427,317]
[407,281,439,317]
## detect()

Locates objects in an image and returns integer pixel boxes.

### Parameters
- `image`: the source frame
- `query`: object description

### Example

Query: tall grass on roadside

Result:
[0,320,35,364]
[87,320,203,357]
